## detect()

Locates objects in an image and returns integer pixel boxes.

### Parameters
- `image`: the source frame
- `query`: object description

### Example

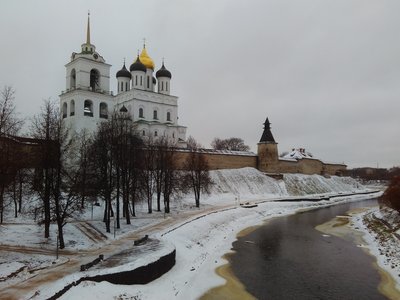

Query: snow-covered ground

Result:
[349,206,400,292]
[60,193,382,300]
[0,168,381,299]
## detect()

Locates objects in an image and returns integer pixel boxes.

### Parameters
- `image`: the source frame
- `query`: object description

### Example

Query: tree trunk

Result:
[130,192,136,217]
[103,197,108,222]
[106,196,111,233]
[13,179,18,218]
[0,186,4,224]
[80,166,86,209]
[148,196,152,214]
[44,167,51,238]
[124,178,130,224]
[164,198,170,213]
[58,222,65,249]
[195,187,200,208]
[18,174,23,213]
[116,166,120,229]
[157,191,161,212]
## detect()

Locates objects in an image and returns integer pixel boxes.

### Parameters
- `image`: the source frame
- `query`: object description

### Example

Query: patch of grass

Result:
[363,214,393,243]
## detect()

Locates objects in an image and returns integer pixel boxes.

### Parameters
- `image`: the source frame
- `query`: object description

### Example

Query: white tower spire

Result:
[86,11,91,45]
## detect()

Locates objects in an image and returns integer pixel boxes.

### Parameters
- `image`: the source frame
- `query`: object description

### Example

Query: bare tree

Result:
[31,99,82,248]
[0,86,23,136]
[184,138,212,207]
[113,110,139,226]
[73,130,92,209]
[88,120,115,233]
[141,139,157,214]
[127,140,144,218]
[87,110,143,231]
[162,141,179,213]
[30,99,58,238]
[9,168,28,218]
[187,135,201,150]
[0,86,23,223]
[211,137,250,151]
[152,137,179,213]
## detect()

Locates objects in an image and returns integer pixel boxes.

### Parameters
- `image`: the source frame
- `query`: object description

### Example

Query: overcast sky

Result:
[1,0,399,168]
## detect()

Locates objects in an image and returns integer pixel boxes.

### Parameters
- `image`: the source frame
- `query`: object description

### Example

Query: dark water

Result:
[230,199,387,300]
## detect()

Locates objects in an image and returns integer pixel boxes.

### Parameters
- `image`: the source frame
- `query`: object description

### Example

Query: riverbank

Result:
[348,206,400,299]
[60,192,383,299]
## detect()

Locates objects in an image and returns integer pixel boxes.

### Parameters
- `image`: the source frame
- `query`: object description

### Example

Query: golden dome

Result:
[139,47,155,70]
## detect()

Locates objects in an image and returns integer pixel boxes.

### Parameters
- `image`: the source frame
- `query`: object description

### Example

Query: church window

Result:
[70,69,76,90]
[154,131,158,137]
[173,132,175,138]
[99,102,108,119]
[139,108,144,118]
[120,82,123,92]
[153,110,158,120]
[62,102,68,119]
[166,81,168,91]
[142,130,145,136]
[70,100,75,116]
[161,81,164,91]
[125,82,128,91]
[135,75,138,86]
[84,100,93,117]
[147,76,150,88]
[90,69,100,92]
[167,111,171,121]
[140,76,142,86]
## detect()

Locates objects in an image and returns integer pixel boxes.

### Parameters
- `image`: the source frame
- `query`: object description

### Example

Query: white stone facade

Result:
[60,16,187,146]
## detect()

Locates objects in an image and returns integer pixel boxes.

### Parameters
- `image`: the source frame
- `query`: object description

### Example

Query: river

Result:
[228,199,387,300]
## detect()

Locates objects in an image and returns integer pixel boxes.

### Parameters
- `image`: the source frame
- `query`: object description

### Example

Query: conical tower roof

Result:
[259,117,276,143]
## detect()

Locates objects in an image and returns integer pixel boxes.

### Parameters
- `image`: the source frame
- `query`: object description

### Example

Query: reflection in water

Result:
[230,199,387,300]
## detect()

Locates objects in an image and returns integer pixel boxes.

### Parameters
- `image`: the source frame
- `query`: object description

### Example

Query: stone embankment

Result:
[46,238,175,300]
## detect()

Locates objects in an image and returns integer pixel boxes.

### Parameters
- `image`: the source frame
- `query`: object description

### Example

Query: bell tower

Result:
[64,12,111,93]
[257,118,279,172]
[60,13,113,134]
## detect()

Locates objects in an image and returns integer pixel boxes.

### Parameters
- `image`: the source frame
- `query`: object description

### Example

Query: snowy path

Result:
[0,204,234,300]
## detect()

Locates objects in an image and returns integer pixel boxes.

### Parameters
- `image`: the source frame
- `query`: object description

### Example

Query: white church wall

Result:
[65,58,111,92]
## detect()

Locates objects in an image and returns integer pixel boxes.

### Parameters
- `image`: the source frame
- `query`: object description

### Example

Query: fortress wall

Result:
[173,151,258,170]
[262,158,346,176]
[274,159,302,174]
[297,158,325,175]
[324,163,347,175]
[0,136,46,169]
[173,150,345,175]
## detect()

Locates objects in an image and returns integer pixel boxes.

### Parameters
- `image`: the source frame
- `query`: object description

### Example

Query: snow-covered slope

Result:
[283,173,363,196]
[200,168,365,204]
[209,167,288,198]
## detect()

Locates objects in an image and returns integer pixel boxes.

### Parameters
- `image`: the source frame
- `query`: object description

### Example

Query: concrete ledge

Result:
[47,248,176,300]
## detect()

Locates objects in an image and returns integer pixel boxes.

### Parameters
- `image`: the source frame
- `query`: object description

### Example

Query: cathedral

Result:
[57,14,346,176]
[60,14,187,146]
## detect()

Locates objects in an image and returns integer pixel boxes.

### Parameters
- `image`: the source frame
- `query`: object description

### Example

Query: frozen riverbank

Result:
[348,206,400,299]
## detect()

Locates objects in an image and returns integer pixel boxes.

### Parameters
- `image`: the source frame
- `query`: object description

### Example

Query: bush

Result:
[380,176,400,213]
